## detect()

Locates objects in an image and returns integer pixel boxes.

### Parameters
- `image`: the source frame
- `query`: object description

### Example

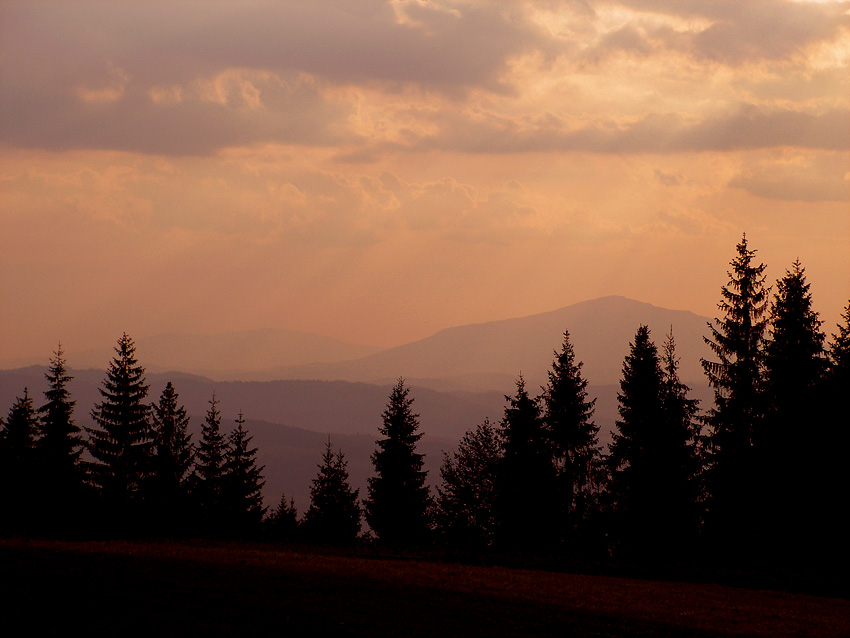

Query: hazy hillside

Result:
[265,296,713,389]
[0,329,381,378]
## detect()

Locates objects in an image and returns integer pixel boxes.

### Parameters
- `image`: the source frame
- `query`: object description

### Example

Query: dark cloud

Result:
[0,1,553,154]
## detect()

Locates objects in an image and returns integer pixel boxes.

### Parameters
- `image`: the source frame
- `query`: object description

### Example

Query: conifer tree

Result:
[701,235,769,557]
[497,375,557,551]
[87,333,154,525]
[303,439,360,546]
[608,326,666,560]
[366,379,430,546]
[760,262,827,561]
[37,345,83,490]
[265,492,299,542]
[820,301,850,567]
[658,330,702,555]
[223,411,266,536]
[193,393,228,532]
[150,381,194,532]
[541,331,600,550]
[0,389,40,533]
[435,418,502,550]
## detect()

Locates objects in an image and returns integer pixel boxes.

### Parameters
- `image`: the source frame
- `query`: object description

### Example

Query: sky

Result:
[2,0,849,361]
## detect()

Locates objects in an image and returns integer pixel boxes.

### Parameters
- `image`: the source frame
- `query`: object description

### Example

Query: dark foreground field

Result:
[1,539,848,637]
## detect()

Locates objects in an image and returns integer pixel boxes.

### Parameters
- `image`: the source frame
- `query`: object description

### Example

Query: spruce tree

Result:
[193,393,228,533]
[608,326,666,560]
[658,330,702,556]
[0,389,40,534]
[701,234,769,558]
[541,330,600,551]
[150,381,194,532]
[87,333,154,526]
[435,418,502,551]
[37,345,83,488]
[366,379,430,546]
[761,262,827,562]
[37,345,85,533]
[496,375,557,551]
[820,301,850,568]
[265,492,299,542]
[223,411,266,537]
[303,439,361,546]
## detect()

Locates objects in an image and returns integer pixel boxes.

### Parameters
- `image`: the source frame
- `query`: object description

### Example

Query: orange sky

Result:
[2,0,849,361]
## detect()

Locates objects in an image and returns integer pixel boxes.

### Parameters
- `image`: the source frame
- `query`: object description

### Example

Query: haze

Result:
[2,0,848,361]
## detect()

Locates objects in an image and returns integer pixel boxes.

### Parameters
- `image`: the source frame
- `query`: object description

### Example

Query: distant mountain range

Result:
[0,296,717,511]
[0,329,382,377]
[254,296,714,389]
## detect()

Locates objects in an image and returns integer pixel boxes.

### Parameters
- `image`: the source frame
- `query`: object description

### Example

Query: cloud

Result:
[729,151,850,202]
[611,0,850,64]
[404,103,850,153]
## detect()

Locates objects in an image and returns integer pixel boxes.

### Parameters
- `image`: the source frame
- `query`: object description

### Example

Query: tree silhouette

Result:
[366,379,430,546]
[497,375,557,551]
[760,262,826,562]
[223,411,266,537]
[658,330,702,557]
[0,389,40,534]
[37,345,85,533]
[303,439,361,546]
[541,331,601,552]
[701,235,769,558]
[150,381,194,533]
[608,326,666,560]
[193,393,228,533]
[435,418,502,551]
[87,333,154,528]
[265,492,299,542]
[820,301,850,568]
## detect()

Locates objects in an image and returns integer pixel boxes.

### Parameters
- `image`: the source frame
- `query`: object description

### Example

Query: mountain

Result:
[0,329,381,378]
[262,296,714,389]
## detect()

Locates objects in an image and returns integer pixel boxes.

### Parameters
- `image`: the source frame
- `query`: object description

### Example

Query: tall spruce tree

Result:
[303,439,361,546]
[497,375,557,551]
[541,330,600,551]
[150,381,194,532]
[435,418,502,550]
[87,333,154,526]
[760,261,826,561]
[608,326,666,560]
[366,379,430,546]
[37,345,83,490]
[820,301,850,568]
[193,393,228,532]
[223,411,266,537]
[658,330,702,556]
[0,389,40,533]
[701,234,769,558]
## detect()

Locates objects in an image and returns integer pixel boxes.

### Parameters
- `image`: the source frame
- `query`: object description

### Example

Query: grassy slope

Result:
[2,539,848,637]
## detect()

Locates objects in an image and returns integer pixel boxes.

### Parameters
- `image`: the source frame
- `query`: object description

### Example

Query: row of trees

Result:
[2,235,848,568]
[0,336,267,537]
[362,235,849,567]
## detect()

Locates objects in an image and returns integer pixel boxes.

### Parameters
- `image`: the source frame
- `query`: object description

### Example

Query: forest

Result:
[2,235,848,578]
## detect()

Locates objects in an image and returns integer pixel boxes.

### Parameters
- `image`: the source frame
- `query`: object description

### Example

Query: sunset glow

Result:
[2,0,848,360]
